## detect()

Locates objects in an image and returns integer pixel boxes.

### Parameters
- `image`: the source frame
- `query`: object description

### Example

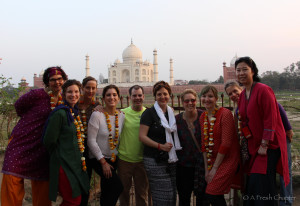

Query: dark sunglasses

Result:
[183,99,196,103]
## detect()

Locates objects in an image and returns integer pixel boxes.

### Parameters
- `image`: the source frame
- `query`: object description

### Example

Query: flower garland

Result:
[203,108,218,171]
[48,90,63,110]
[79,95,95,135]
[237,112,243,141]
[80,110,88,135]
[104,111,119,162]
[70,108,87,171]
[79,94,95,105]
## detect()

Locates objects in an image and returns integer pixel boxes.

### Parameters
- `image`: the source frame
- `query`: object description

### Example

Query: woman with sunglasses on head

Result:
[175,89,209,206]
[43,79,89,206]
[77,76,101,206]
[87,84,125,206]
[139,81,182,206]
[235,57,289,206]
[1,66,67,206]
[199,85,240,206]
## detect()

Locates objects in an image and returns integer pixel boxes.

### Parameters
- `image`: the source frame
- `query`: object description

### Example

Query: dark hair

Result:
[82,76,97,87]
[62,79,82,96]
[129,85,144,96]
[153,81,172,97]
[200,85,218,100]
[235,56,260,82]
[102,84,120,98]
[43,66,68,87]
[224,80,242,94]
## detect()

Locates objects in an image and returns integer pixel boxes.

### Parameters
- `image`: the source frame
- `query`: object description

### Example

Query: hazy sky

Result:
[1,0,299,86]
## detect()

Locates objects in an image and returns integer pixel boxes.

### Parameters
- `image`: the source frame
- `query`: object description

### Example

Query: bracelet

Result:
[101,161,107,166]
[213,165,218,169]
[158,143,161,150]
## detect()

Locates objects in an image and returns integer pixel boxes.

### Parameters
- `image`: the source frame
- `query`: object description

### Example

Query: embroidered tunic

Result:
[200,107,240,195]
[238,82,289,186]
[43,108,89,201]
[2,88,51,180]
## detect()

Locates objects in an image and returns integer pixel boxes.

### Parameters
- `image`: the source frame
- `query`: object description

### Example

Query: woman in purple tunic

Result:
[1,67,67,206]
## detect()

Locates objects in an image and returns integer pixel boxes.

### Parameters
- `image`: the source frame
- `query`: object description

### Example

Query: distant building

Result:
[33,70,44,88]
[105,40,158,87]
[174,79,188,85]
[223,54,238,83]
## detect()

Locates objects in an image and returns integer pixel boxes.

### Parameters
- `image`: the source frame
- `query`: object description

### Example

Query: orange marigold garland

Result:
[79,94,95,105]
[204,108,218,171]
[104,111,119,162]
[80,110,88,135]
[70,108,87,171]
[48,90,63,110]
[79,96,95,135]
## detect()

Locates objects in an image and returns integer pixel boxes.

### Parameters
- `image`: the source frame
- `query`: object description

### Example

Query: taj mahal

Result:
[85,40,174,87]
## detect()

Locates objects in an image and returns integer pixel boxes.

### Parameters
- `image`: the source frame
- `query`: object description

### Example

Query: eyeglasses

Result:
[183,99,196,103]
[49,77,63,83]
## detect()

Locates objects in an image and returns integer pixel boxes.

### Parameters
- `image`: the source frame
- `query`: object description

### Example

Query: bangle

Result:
[101,161,107,166]
[158,143,160,150]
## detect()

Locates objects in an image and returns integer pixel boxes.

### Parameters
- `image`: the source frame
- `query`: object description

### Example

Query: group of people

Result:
[0,56,293,206]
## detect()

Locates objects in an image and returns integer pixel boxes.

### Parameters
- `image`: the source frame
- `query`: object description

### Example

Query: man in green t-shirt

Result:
[118,85,149,206]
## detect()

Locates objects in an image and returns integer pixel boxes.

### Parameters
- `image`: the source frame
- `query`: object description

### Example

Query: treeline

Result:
[261,61,300,90]
[189,75,224,85]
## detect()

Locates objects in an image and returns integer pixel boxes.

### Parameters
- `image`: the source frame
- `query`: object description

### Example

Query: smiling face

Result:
[65,85,80,107]
[225,85,242,103]
[155,87,170,108]
[104,88,119,108]
[183,93,197,112]
[49,74,64,93]
[235,62,254,87]
[201,89,217,111]
[130,88,144,110]
[83,80,97,99]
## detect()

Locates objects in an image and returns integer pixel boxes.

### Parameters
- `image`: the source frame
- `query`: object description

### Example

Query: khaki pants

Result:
[118,159,149,206]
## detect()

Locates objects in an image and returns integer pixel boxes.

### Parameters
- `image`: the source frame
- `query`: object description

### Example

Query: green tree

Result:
[212,75,224,84]
[188,79,209,85]
[0,75,24,147]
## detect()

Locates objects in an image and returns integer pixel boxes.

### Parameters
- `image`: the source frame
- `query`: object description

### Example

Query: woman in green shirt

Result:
[43,79,89,206]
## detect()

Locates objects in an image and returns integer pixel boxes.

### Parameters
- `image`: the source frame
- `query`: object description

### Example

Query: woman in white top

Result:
[88,84,125,206]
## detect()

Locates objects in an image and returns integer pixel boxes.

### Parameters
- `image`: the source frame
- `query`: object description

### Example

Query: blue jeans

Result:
[280,137,293,206]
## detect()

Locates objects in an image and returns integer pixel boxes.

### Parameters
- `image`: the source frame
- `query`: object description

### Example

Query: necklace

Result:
[203,108,218,171]
[70,108,87,171]
[79,96,95,135]
[104,111,119,162]
[48,90,63,110]
[183,111,197,130]
[80,110,88,135]
[79,95,95,105]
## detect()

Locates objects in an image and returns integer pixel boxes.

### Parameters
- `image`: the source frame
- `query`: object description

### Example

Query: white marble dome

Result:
[230,54,239,67]
[122,42,142,63]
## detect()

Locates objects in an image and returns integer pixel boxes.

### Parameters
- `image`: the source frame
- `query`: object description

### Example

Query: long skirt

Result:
[243,148,280,206]
[143,157,176,206]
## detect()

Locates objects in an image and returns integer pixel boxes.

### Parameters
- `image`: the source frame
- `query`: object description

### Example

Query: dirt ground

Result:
[0,152,299,206]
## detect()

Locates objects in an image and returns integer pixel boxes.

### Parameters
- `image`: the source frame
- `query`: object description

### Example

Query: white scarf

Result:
[154,101,182,163]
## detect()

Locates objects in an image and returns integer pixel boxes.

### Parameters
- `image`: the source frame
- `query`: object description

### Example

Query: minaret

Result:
[85,54,90,77]
[153,49,158,82]
[169,58,174,85]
